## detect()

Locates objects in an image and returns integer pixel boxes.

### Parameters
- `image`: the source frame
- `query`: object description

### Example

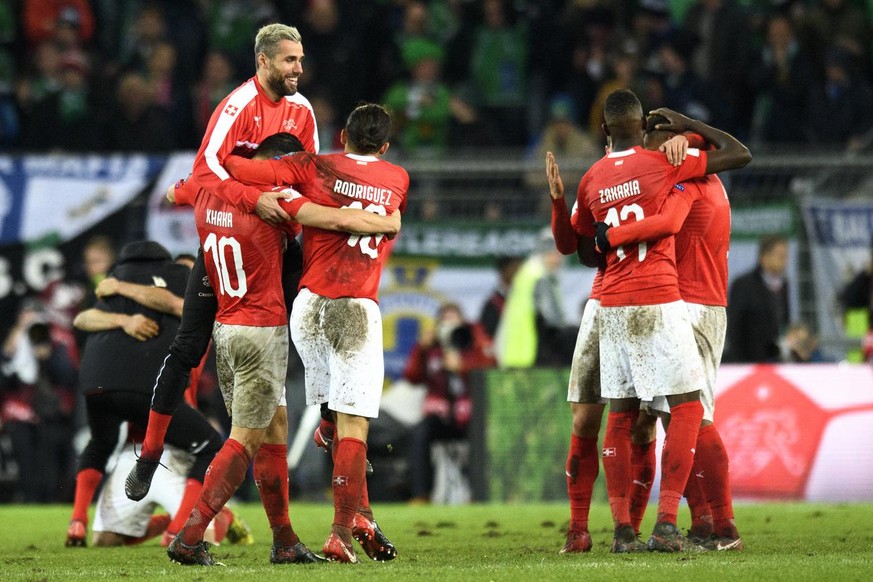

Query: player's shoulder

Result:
[284,92,316,114]
[224,78,259,108]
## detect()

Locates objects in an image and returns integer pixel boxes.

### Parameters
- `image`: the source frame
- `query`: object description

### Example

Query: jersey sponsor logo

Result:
[152,276,167,287]
[282,118,297,131]
[333,179,393,205]
[224,104,239,116]
[206,208,233,228]
[599,180,641,204]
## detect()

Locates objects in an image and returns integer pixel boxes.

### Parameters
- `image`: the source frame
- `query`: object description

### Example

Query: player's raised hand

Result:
[660,134,689,166]
[649,108,694,134]
[546,151,564,200]
[123,314,159,341]
[95,277,120,298]
[256,191,292,225]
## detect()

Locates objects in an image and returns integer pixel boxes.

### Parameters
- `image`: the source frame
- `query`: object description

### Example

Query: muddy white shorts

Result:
[647,303,725,421]
[599,301,704,401]
[567,299,606,405]
[291,287,384,419]
[213,322,288,429]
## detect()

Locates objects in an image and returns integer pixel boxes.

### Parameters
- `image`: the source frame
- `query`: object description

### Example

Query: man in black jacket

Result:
[65,241,223,547]
[724,235,790,362]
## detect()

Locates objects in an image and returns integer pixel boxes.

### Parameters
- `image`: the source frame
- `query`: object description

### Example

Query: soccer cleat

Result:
[647,521,704,552]
[610,524,649,553]
[352,513,397,561]
[271,541,327,564]
[65,520,87,547]
[322,532,358,563]
[700,535,745,552]
[167,533,222,566]
[125,458,160,501]
[560,528,593,553]
[225,510,254,545]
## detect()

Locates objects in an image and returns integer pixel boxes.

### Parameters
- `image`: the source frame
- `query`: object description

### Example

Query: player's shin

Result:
[331,438,367,540]
[254,443,300,546]
[656,400,703,526]
[566,434,599,532]
[696,424,738,538]
[603,410,637,528]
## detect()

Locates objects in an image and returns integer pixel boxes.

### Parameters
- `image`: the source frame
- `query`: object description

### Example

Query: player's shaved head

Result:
[643,113,675,150]
[602,89,645,149]
[256,132,304,158]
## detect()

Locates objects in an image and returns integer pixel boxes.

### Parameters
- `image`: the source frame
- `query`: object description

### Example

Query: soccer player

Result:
[65,241,223,548]
[548,147,661,553]
[127,22,319,495]
[223,103,408,563]
[571,90,750,552]
[165,120,400,565]
[597,112,744,550]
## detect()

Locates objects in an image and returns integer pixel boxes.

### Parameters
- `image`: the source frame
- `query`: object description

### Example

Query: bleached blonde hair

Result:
[254,23,302,60]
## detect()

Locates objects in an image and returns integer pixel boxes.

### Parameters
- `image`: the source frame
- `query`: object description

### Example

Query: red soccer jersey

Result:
[192,76,318,213]
[575,146,707,307]
[226,152,409,301]
[173,175,198,206]
[674,175,730,306]
[184,178,298,326]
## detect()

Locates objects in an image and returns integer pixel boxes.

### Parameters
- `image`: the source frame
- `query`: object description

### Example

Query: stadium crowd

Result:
[3,0,873,154]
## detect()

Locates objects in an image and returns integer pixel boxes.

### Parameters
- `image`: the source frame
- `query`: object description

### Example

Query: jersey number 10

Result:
[345,201,386,259]
[203,232,247,298]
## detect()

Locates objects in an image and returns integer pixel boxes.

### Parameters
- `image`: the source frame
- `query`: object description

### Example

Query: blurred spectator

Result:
[527,94,598,195]
[118,3,168,74]
[404,302,494,503]
[105,71,176,152]
[202,0,278,79]
[15,41,62,115]
[308,91,343,152]
[0,298,77,502]
[494,228,576,368]
[749,13,813,145]
[192,50,236,137]
[143,40,192,146]
[725,235,790,363]
[839,240,872,362]
[803,0,871,71]
[807,46,873,152]
[682,0,754,133]
[383,38,452,155]
[657,33,722,126]
[81,235,115,295]
[561,40,600,130]
[781,321,826,363]
[478,256,523,341]
[587,41,643,137]
[469,0,528,146]
[21,50,102,151]
[631,0,677,72]
[23,0,94,47]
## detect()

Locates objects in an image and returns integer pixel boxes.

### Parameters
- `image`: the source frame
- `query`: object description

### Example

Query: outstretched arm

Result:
[95,278,184,318]
[293,204,401,235]
[606,188,696,248]
[650,108,752,174]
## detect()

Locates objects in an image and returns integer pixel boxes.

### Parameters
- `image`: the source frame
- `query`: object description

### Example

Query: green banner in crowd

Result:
[391,221,544,265]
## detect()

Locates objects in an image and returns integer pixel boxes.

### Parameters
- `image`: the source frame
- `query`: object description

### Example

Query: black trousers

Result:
[79,390,221,482]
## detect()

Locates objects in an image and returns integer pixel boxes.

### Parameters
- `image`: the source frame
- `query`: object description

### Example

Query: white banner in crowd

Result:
[145,152,198,257]
[802,200,873,354]
[0,155,161,245]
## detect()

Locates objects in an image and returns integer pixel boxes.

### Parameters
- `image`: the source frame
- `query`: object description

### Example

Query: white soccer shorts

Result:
[291,287,384,419]
[567,299,606,404]
[599,300,704,401]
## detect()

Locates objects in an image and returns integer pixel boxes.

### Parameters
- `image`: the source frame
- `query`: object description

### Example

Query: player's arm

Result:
[73,309,160,342]
[192,107,289,223]
[546,152,579,254]
[95,278,184,318]
[292,203,401,235]
[605,187,697,248]
[650,108,751,174]
[222,154,316,209]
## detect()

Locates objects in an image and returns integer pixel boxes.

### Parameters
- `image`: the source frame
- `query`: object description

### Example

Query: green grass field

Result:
[2,502,872,581]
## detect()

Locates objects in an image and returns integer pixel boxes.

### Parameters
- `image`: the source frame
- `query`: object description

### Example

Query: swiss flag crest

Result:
[602,447,617,457]
[224,104,239,116]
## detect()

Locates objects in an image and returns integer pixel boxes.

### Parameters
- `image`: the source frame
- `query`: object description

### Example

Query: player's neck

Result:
[609,139,640,152]
[255,72,282,102]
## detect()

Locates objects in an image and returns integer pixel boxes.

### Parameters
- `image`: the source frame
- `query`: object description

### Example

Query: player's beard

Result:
[266,65,298,97]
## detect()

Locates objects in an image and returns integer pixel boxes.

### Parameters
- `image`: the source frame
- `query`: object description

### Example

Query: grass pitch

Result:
[1,502,872,581]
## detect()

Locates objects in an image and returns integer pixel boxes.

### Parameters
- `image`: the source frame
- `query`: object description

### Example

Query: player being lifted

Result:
[565,89,750,552]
